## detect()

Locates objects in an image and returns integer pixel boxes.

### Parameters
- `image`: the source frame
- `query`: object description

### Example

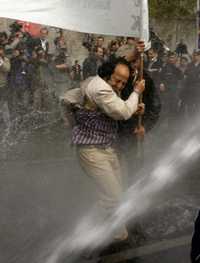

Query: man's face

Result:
[0,35,6,42]
[12,49,20,57]
[180,57,188,67]
[108,64,130,94]
[127,38,136,45]
[32,50,37,59]
[168,55,177,65]
[16,31,23,39]
[0,48,4,57]
[37,49,46,59]
[193,53,200,63]
[148,49,157,60]
[97,37,104,47]
[111,43,118,52]
[96,47,104,59]
[58,38,66,48]
[40,29,48,40]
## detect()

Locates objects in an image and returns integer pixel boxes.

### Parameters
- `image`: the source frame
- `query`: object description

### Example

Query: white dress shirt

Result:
[63,75,139,121]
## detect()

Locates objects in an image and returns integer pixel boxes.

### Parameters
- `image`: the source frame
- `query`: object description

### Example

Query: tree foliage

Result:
[149,0,197,19]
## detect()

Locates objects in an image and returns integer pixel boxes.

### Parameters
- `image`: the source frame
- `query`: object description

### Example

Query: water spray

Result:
[44,121,200,263]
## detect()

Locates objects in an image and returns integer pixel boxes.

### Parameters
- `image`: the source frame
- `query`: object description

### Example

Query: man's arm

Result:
[95,88,139,120]
[0,57,10,73]
[143,73,161,132]
[86,76,144,121]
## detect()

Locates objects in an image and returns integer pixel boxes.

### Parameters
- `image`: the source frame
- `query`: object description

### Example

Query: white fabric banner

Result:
[0,0,149,41]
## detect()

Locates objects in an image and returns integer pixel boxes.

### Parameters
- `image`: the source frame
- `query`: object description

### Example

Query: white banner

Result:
[0,0,149,41]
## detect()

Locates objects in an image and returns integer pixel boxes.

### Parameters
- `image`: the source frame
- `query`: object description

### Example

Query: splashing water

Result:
[43,122,200,263]
[0,110,61,153]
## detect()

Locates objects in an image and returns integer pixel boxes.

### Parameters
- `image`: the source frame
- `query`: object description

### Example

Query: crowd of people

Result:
[0,21,199,131]
[0,22,76,129]
[62,38,200,260]
[0,21,200,261]
[82,35,200,128]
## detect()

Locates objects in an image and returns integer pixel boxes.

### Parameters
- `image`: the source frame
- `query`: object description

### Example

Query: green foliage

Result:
[149,0,197,19]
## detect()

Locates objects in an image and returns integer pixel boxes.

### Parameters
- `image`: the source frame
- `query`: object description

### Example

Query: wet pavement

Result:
[0,116,199,263]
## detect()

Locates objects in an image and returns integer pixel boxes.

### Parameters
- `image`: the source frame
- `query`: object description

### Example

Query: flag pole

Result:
[197,0,200,49]
[136,41,145,162]
[138,49,144,125]
[135,0,148,161]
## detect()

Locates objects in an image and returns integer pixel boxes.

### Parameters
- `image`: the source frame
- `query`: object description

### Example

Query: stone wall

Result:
[151,18,197,54]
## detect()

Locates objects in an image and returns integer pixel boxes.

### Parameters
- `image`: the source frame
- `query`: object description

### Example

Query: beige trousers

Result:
[77,145,128,240]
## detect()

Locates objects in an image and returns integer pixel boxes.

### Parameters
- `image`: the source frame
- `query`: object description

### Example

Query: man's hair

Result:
[127,37,135,41]
[149,47,158,54]
[98,57,131,80]
[93,46,103,53]
[97,36,104,40]
[0,31,8,39]
[40,27,48,34]
[110,40,117,47]
[168,51,176,57]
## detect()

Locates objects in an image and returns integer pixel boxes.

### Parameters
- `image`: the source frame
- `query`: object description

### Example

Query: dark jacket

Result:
[176,43,188,56]
[160,63,183,91]
[8,56,30,89]
[32,38,49,54]
[145,58,163,90]
[119,70,161,135]
[180,62,200,103]
[191,211,200,263]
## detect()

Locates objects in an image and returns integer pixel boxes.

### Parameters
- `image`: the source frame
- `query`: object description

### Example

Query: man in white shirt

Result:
[33,27,49,55]
[63,58,145,243]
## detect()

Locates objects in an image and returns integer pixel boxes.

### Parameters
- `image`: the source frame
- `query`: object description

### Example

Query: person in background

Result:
[107,40,119,62]
[0,32,8,48]
[54,30,68,56]
[8,47,30,113]
[180,50,200,116]
[31,47,53,111]
[178,55,190,74]
[82,46,104,79]
[146,47,163,92]
[32,27,49,55]
[5,31,24,55]
[0,46,11,128]
[175,39,188,57]
[51,50,72,98]
[71,60,82,88]
[159,52,183,128]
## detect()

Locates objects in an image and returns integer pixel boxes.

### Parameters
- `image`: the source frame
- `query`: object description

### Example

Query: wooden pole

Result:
[138,51,144,127]
[136,43,145,162]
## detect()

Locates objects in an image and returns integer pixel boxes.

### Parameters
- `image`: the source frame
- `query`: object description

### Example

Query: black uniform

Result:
[160,62,183,120]
[119,70,161,174]
[191,211,200,263]
[120,70,161,136]
[146,57,163,91]
[180,62,200,114]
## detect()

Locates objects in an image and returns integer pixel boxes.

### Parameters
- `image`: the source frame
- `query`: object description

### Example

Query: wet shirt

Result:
[72,108,118,146]
[69,76,140,146]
